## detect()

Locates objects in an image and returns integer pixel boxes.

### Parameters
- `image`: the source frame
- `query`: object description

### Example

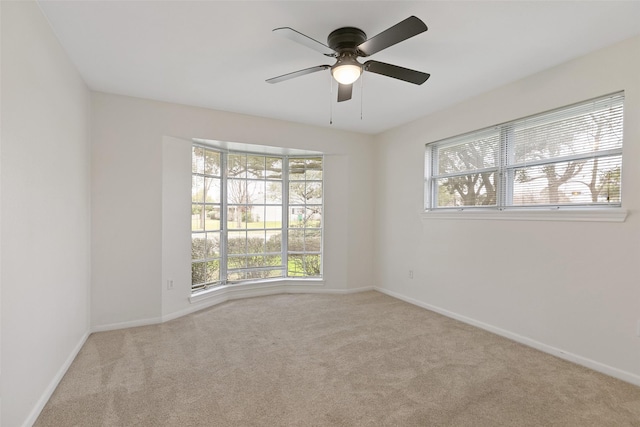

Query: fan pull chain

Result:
[360,71,364,120]
[329,72,333,125]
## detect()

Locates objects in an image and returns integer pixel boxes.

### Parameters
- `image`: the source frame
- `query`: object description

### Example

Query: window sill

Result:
[421,208,627,222]
[189,278,325,304]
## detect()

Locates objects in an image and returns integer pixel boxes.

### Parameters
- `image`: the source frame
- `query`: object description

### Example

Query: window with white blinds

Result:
[425,92,624,210]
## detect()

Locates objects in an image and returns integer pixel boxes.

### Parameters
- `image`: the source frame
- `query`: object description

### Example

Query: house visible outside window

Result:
[192,146,323,292]
[425,92,624,210]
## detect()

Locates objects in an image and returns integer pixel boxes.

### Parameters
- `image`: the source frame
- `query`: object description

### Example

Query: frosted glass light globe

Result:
[331,64,362,85]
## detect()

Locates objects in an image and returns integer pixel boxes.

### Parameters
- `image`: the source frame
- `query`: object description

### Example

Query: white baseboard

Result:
[93,284,376,331]
[23,331,90,427]
[166,284,375,322]
[375,287,640,387]
[91,316,163,333]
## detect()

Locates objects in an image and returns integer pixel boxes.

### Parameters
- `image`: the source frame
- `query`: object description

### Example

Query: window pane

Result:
[228,231,246,254]
[304,229,322,251]
[228,154,246,179]
[227,206,247,229]
[192,176,204,202]
[288,254,304,276]
[266,269,285,278]
[303,254,322,276]
[437,132,499,174]
[192,262,206,285]
[247,155,265,179]
[306,182,322,204]
[192,147,204,173]
[227,179,247,205]
[266,158,283,179]
[246,270,266,280]
[513,103,624,165]
[304,207,322,228]
[266,232,282,253]
[265,206,282,228]
[288,229,304,252]
[289,158,306,179]
[249,205,265,228]
[247,230,265,254]
[206,260,220,283]
[248,180,266,204]
[227,256,247,271]
[264,254,283,267]
[305,157,323,180]
[289,182,306,205]
[205,232,220,258]
[204,150,221,176]
[204,205,220,231]
[512,156,621,206]
[267,182,282,203]
[205,178,221,204]
[228,270,246,282]
[192,234,206,260]
[436,172,497,207]
[192,205,204,231]
[247,256,264,268]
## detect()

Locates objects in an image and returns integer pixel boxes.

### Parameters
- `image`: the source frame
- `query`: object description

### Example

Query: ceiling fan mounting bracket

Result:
[327,27,367,53]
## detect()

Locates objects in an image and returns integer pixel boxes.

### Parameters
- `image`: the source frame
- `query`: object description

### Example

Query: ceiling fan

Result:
[266,16,430,102]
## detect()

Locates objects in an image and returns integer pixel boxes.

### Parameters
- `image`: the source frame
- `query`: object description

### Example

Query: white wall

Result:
[1,2,91,426]
[91,93,375,329]
[374,35,640,384]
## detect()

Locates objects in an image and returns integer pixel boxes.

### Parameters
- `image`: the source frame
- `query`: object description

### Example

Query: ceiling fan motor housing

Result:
[327,27,367,53]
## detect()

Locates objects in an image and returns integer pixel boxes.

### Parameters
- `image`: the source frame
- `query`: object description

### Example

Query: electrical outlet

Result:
[167,279,174,290]
[408,270,414,279]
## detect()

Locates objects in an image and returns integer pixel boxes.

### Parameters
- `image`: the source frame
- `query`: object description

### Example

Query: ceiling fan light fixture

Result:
[332,64,362,85]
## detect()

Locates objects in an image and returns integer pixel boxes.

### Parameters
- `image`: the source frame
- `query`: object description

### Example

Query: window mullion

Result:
[220,152,228,285]
[500,124,515,208]
[424,148,433,210]
[432,166,499,180]
[282,157,290,276]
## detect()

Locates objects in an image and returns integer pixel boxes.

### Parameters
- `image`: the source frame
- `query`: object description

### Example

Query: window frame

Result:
[191,143,324,292]
[424,92,625,218]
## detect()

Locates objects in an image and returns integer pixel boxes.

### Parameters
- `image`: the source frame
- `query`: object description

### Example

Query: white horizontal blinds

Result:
[511,93,624,168]
[507,92,623,207]
[425,91,624,210]
[511,156,621,206]
[432,128,500,207]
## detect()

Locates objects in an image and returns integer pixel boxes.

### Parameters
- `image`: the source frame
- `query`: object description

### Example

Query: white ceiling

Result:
[37,1,640,135]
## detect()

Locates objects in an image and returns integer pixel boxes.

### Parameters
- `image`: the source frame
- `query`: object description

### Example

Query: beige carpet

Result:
[35,291,640,426]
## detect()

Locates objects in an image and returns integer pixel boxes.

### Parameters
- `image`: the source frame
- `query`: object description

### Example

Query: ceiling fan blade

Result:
[273,27,336,56]
[357,16,427,57]
[266,65,331,84]
[364,60,430,85]
[337,83,352,102]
